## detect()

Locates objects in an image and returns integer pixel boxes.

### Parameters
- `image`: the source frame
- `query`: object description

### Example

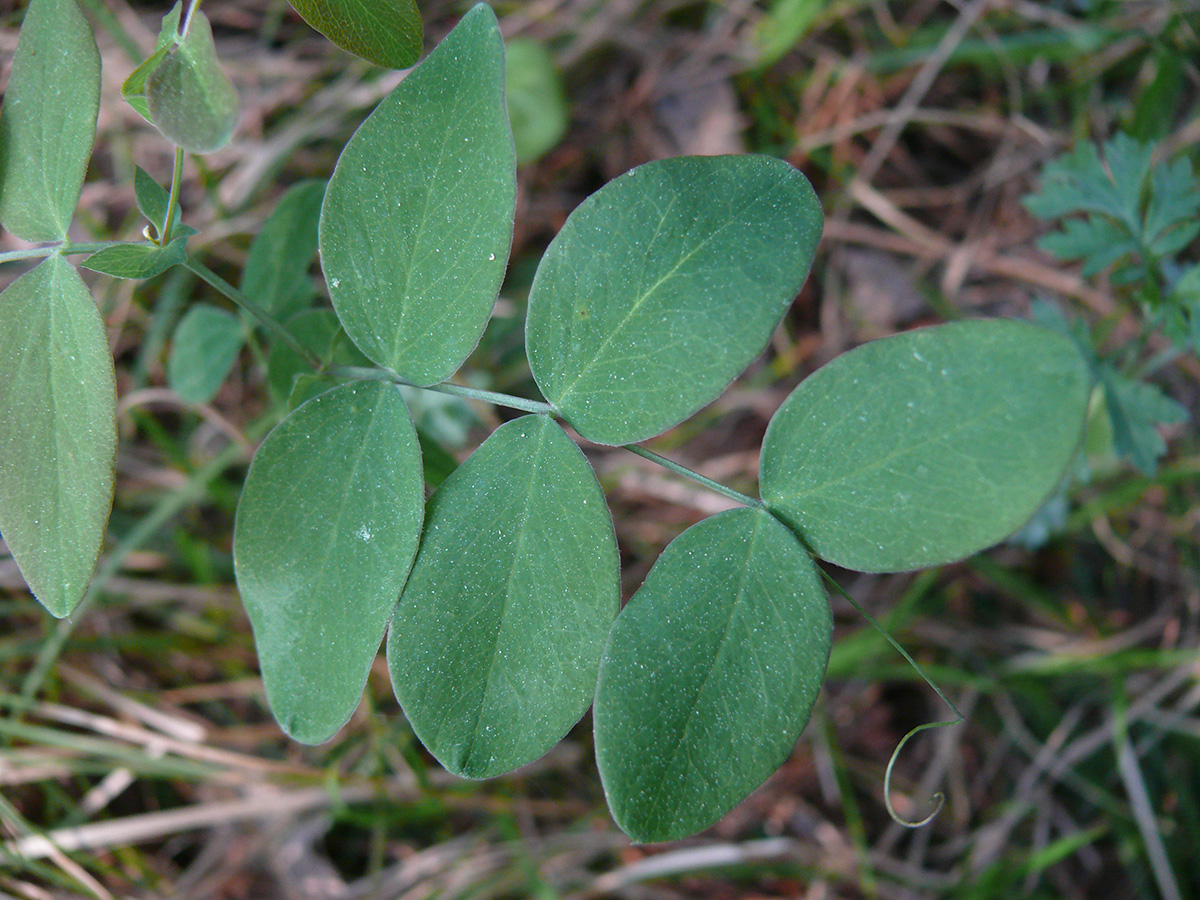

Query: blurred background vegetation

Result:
[1,0,1198,897]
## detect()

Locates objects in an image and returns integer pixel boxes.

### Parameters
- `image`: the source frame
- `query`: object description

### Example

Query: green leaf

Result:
[242,181,326,320]
[594,507,830,843]
[265,308,372,406]
[526,155,822,446]
[146,8,239,154]
[1037,217,1138,275]
[121,3,183,124]
[167,305,245,404]
[760,320,1092,572]
[0,256,116,617]
[0,0,101,242]
[752,0,829,66]
[267,309,339,405]
[504,38,568,165]
[132,166,185,240]
[81,238,188,280]
[387,415,619,778]
[1098,366,1188,475]
[321,4,513,384]
[321,3,515,385]
[287,0,422,69]
[1023,134,1151,231]
[234,380,424,743]
[1145,156,1200,246]
[416,430,458,489]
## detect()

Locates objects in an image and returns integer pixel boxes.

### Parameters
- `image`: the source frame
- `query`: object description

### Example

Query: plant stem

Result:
[0,247,56,264]
[0,243,122,265]
[331,366,555,415]
[183,257,323,369]
[624,445,763,509]
[161,147,184,244]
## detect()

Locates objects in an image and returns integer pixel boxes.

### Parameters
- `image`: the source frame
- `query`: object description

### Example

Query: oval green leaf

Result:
[0,0,101,242]
[0,256,116,617]
[81,237,188,280]
[760,320,1092,572]
[233,380,424,743]
[287,0,422,70]
[146,9,239,154]
[320,3,516,385]
[167,304,245,404]
[242,180,326,321]
[505,38,568,165]
[526,155,823,446]
[594,507,831,843]
[387,415,619,778]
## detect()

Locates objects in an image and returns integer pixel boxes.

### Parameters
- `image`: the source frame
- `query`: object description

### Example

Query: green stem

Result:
[0,243,122,265]
[161,147,184,244]
[820,570,964,828]
[330,367,555,415]
[0,247,57,264]
[183,257,322,369]
[624,445,763,509]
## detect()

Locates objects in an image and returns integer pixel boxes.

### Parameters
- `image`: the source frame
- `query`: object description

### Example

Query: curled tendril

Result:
[884,719,958,827]
[818,567,965,828]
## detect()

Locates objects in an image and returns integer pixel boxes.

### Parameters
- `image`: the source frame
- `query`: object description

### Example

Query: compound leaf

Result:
[234,380,424,744]
[167,304,245,404]
[594,508,830,843]
[321,3,515,385]
[526,155,822,445]
[0,0,101,242]
[0,255,116,617]
[242,180,325,321]
[287,0,422,69]
[760,320,1092,572]
[146,8,239,154]
[388,415,619,778]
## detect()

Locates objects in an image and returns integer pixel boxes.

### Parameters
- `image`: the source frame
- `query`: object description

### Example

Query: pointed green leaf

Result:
[321,4,516,385]
[234,380,424,743]
[146,9,239,154]
[504,38,568,165]
[132,166,184,240]
[242,180,325,320]
[81,237,188,280]
[167,304,245,404]
[0,0,101,241]
[594,508,831,843]
[121,3,183,124]
[287,0,422,69]
[526,155,822,445]
[387,415,619,778]
[760,320,1092,573]
[0,256,116,617]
